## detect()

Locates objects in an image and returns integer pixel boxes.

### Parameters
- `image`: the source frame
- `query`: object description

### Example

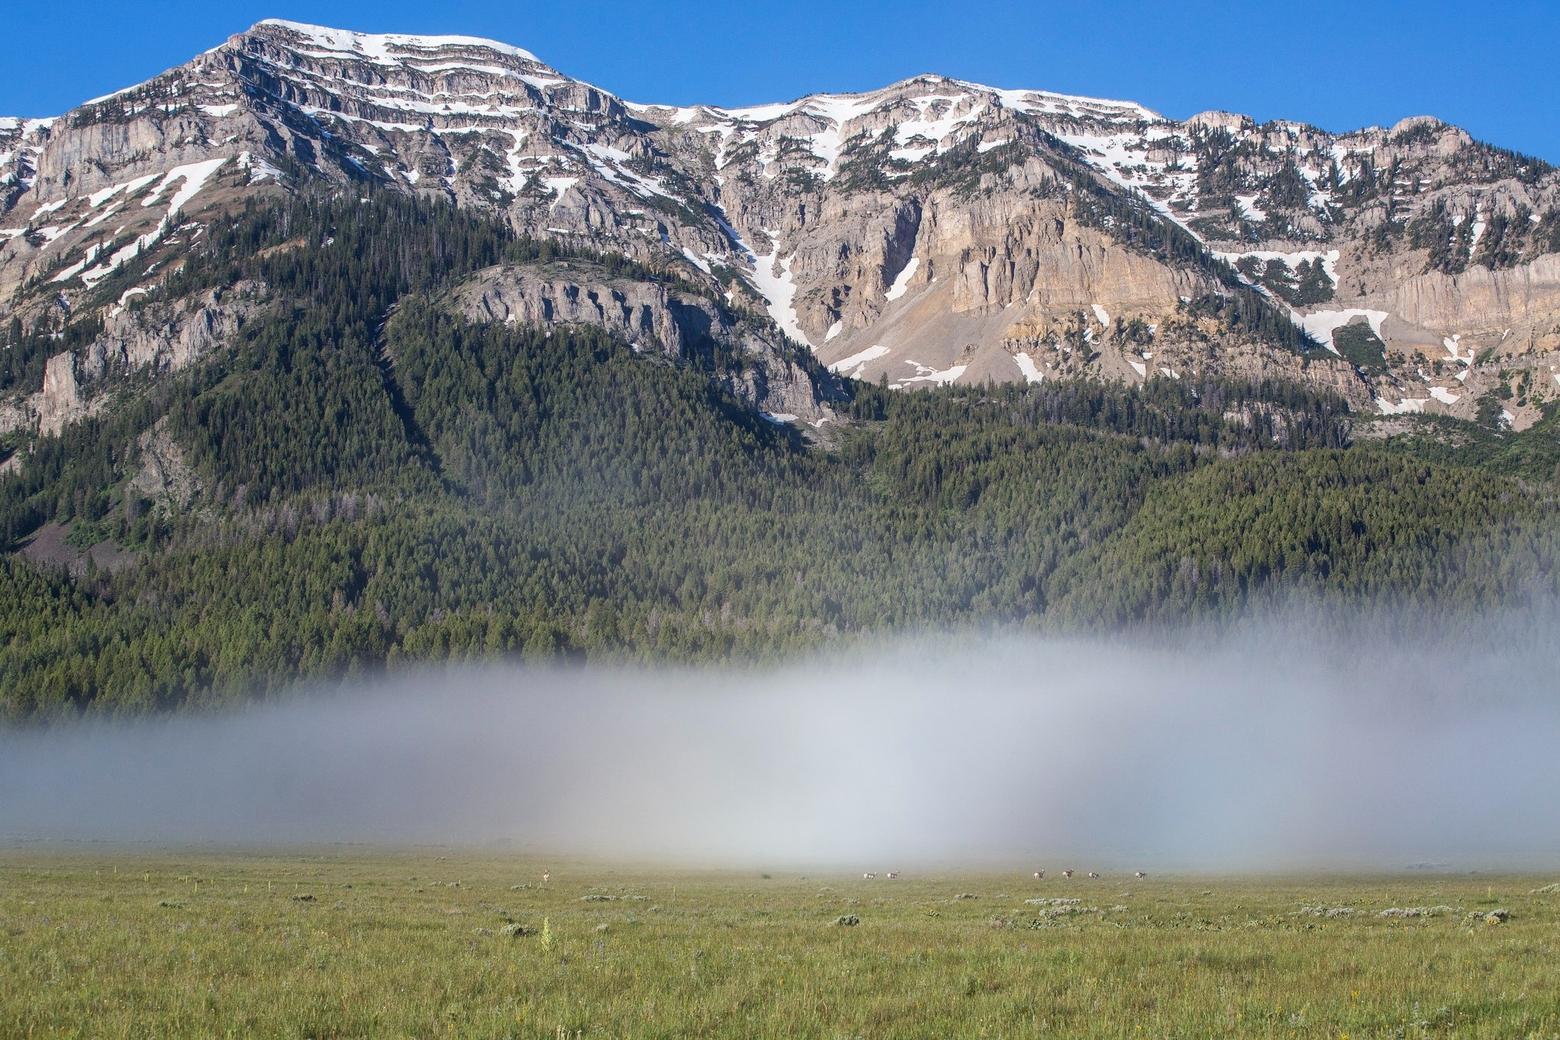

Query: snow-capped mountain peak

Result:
[252,19,546,64]
[3,19,1560,437]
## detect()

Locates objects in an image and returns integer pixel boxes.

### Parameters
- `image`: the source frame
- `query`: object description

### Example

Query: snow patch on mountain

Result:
[1055,125,1200,236]
[741,231,809,347]
[1295,308,1389,349]
[828,344,890,377]
[144,157,230,218]
[895,359,967,386]
[703,76,1154,185]
[540,175,578,205]
[87,174,161,209]
[576,143,675,201]
[1376,396,1429,415]
[984,84,1158,122]
[887,94,987,164]
[1234,194,1268,222]
[47,158,230,288]
[1214,249,1340,285]
[789,95,881,180]
[1012,352,1045,384]
[256,20,542,65]
[885,257,919,301]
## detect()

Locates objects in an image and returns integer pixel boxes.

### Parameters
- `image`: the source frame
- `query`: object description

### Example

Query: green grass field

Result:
[2,852,1558,1038]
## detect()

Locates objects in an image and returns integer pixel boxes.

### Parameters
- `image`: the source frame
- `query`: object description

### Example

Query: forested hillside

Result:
[1,193,1557,719]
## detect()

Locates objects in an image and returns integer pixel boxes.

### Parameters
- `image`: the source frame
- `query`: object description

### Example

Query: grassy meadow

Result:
[2,851,1558,1038]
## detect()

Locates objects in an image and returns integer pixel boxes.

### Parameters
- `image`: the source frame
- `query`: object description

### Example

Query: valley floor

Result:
[1,852,1557,1037]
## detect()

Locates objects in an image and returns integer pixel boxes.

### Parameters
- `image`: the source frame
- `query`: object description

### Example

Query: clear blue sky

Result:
[5,0,1556,162]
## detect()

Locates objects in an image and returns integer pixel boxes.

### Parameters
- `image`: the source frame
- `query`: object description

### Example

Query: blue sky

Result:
[5,1,1557,161]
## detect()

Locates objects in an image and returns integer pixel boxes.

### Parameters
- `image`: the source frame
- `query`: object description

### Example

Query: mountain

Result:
[0,22,1557,718]
[4,19,1560,440]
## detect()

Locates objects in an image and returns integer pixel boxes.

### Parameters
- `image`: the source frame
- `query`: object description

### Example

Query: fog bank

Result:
[3,619,1558,869]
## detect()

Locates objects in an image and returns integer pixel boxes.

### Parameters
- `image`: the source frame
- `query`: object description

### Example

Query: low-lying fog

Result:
[4,616,1558,870]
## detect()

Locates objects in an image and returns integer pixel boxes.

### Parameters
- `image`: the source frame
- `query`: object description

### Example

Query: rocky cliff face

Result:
[446,260,842,423]
[3,18,1559,437]
[0,282,268,438]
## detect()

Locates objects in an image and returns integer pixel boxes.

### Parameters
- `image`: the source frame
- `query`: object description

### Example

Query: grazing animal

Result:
[886,872,899,879]
[1087,871,1101,879]
[1033,870,1045,880]
[1135,871,1147,880]
[1061,870,1074,879]
[862,872,876,880]
[542,871,550,883]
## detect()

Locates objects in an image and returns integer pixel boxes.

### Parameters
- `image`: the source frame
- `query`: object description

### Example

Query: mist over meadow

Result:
[3,613,1558,871]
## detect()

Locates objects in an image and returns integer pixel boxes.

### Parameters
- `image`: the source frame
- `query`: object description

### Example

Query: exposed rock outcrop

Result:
[86,281,265,379]
[38,350,89,436]
[447,261,844,422]
[127,417,201,511]
[0,282,267,438]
